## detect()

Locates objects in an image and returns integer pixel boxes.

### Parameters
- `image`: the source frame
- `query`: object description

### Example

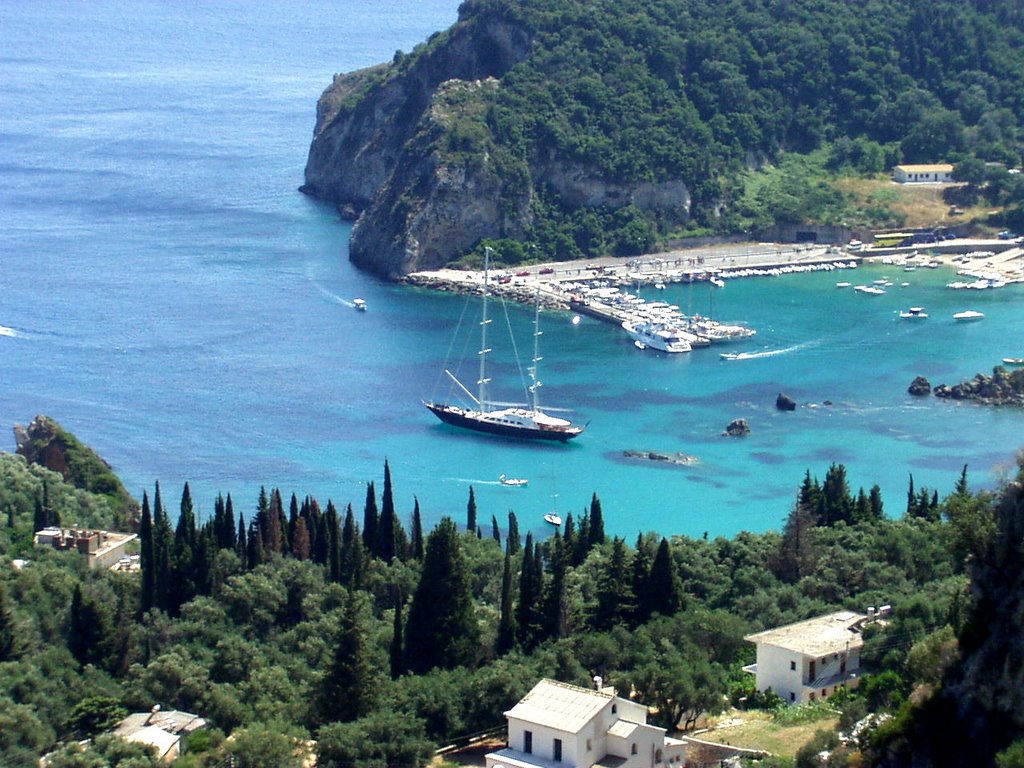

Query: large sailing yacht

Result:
[424,250,584,442]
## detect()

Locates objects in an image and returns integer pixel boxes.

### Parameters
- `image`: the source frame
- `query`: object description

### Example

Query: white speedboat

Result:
[543,513,562,526]
[622,320,692,353]
[854,285,886,295]
[953,310,985,321]
[1002,357,1024,366]
[720,352,755,360]
[498,474,528,487]
[836,281,851,288]
[353,298,367,311]
[899,307,928,319]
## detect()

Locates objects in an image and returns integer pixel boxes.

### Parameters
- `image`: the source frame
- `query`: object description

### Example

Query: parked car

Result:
[539,267,555,275]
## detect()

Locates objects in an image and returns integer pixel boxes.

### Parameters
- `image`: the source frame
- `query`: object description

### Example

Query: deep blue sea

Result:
[2,0,1023,541]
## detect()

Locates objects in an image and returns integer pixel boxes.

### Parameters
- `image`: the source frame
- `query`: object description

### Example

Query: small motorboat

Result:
[720,352,754,360]
[543,513,562,526]
[499,473,528,487]
[353,298,367,311]
[836,281,852,288]
[899,307,928,319]
[1002,357,1024,366]
[954,310,984,322]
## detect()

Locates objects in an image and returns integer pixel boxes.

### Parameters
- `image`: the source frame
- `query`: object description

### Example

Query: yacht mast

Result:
[529,284,542,412]
[478,247,493,408]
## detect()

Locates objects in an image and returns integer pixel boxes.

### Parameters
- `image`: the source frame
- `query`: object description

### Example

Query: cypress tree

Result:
[573,512,591,565]
[507,511,521,554]
[340,504,364,588]
[593,537,633,630]
[404,518,479,674]
[390,596,405,680]
[543,534,569,640]
[466,486,477,532]
[221,494,237,551]
[411,498,424,560]
[288,493,300,551]
[69,584,110,667]
[316,591,377,725]
[0,585,19,662]
[955,464,970,496]
[170,482,197,614]
[138,492,155,614]
[562,512,575,551]
[293,517,311,560]
[647,538,682,617]
[906,473,916,517]
[631,533,653,624]
[377,461,399,563]
[589,494,606,546]
[496,548,515,655]
[868,484,885,520]
[362,482,378,556]
[516,535,544,650]
[6,506,14,529]
[491,514,501,543]
[33,493,47,534]
[236,512,247,569]
[152,485,173,612]
[247,517,264,568]
[326,501,342,583]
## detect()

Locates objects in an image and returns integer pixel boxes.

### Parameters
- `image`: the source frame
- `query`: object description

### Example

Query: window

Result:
[524,731,532,754]
[612,704,617,714]
[553,739,562,762]
[656,749,663,763]
[790,692,796,702]
[586,739,592,753]
[631,744,637,755]
[790,660,796,671]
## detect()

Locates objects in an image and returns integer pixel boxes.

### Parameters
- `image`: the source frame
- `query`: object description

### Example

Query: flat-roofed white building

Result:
[892,164,953,183]
[744,610,868,705]
[486,679,686,768]
[34,527,137,569]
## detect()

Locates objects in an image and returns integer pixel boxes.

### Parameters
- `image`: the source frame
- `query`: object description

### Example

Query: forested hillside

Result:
[303,0,1024,275]
[3,439,1024,767]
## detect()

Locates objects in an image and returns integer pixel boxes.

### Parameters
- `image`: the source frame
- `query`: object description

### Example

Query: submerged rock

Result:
[622,450,698,466]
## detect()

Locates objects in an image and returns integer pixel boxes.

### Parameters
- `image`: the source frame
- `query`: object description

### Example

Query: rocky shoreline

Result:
[908,367,1024,407]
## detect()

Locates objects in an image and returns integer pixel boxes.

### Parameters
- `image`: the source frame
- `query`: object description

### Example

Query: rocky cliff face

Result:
[301,5,694,278]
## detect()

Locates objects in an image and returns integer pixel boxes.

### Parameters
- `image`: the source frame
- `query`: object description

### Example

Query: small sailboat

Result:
[499,473,528,487]
[899,307,928,319]
[424,248,585,442]
[543,512,563,526]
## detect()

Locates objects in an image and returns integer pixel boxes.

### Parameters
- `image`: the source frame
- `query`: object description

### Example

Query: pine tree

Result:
[404,518,479,674]
[411,498,424,560]
[955,464,970,496]
[466,486,477,532]
[496,548,516,655]
[138,492,155,614]
[647,538,682,617]
[316,591,378,725]
[362,482,378,556]
[777,503,819,582]
[588,494,606,546]
[868,484,885,520]
[0,585,19,662]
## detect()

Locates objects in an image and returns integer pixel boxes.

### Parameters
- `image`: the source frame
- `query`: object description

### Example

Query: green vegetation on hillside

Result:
[399,0,1024,260]
[4,440,1024,766]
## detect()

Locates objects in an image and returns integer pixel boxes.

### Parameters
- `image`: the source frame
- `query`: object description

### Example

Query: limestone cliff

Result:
[14,415,139,530]
[301,3,693,278]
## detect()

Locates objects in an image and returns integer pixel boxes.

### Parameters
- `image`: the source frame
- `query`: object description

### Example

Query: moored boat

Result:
[499,473,528,487]
[953,310,985,322]
[899,307,928,319]
[622,319,692,353]
[1001,357,1024,366]
[543,512,562,526]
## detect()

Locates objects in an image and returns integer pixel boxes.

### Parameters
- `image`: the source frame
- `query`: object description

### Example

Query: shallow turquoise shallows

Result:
[2,0,1022,541]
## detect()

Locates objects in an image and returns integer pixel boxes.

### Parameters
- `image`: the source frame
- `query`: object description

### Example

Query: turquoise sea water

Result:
[2,1,1022,541]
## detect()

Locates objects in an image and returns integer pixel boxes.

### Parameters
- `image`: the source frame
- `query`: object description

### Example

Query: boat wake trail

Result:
[727,340,820,359]
[309,279,357,309]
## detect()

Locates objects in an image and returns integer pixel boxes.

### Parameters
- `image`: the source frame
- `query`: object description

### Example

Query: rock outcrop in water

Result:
[723,418,750,437]
[930,366,1024,407]
[775,393,797,411]
[907,376,932,396]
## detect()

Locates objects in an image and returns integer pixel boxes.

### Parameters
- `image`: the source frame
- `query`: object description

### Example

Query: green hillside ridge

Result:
[304,0,1024,276]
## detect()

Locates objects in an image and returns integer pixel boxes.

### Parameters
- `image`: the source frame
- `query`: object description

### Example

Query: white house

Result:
[892,164,953,183]
[486,679,686,768]
[112,707,206,762]
[744,610,870,705]
[34,527,137,569]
